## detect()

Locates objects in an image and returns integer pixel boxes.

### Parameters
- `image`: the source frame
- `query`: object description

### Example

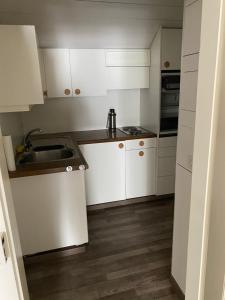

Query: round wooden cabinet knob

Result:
[64,89,71,95]
[139,140,144,147]
[164,61,170,68]
[75,89,81,95]
[119,143,124,149]
[139,151,144,157]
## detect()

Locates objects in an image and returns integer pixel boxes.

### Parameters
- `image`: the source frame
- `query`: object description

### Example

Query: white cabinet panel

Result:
[180,71,198,111]
[70,49,107,97]
[0,25,43,110]
[158,147,177,158]
[105,49,150,67]
[161,28,182,70]
[42,49,72,98]
[11,171,88,255]
[158,137,177,148]
[80,142,126,205]
[157,176,175,196]
[182,53,199,72]
[177,110,196,172]
[182,0,202,56]
[172,164,192,292]
[126,147,156,199]
[125,138,156,151]
[107,67,149,90]
[158,157,176,177]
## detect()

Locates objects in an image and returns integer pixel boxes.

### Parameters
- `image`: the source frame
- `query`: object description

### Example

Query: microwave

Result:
[161,71,180,91]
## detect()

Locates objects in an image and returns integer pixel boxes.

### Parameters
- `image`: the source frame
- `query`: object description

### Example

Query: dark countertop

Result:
[9,129,157,179]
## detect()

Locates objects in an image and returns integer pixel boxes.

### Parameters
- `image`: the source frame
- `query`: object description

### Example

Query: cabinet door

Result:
[0,25,43,108]
[107,67,149,90]
[180,71,198,112]
[80,142,126,205]
[126,148,156,199]
[172,164,192,292]
[177,110,196,172]
[70,49,107,97]
[42,49,72,98]
[161,28,182,70]
[182,0,202,56]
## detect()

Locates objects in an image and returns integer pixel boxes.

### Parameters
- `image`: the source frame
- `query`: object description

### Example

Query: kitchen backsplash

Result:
[21,90,141,133]
[0,112,24,149]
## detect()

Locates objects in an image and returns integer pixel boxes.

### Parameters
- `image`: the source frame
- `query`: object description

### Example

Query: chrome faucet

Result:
[24,128,43,150]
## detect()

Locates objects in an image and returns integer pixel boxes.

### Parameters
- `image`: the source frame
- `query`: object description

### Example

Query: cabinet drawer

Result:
[126,138,156,150]
[157,176,175,195]
[158,137,177,148]
[158,157,176,176]
[158,147,177,158]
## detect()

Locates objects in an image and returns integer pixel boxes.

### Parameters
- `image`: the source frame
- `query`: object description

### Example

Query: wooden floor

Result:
[24,198,179,300]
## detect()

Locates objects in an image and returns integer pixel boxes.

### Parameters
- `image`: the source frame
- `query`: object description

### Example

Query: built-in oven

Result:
[160,71,180,134]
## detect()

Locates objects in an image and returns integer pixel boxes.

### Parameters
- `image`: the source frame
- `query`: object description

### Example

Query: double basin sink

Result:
[18,136,77,165]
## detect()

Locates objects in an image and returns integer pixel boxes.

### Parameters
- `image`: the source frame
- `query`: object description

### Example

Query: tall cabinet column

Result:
[172,0,202,294]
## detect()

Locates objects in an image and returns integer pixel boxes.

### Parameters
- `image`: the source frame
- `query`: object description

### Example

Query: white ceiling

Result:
[0,0,184,48]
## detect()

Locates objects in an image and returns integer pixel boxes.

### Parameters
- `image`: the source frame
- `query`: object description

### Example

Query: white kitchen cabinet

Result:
[180,71,198,112]
[11,171,88,255]
[80,142,126,205]
[182,0,202,56]
[125,140,156,199]
[157,136,177,196]
[0,25,43,112]
[161,28,182,70]
[105,49,150,67]
[70,49,107,97]
[42,49,72,98]
[107,67,149,90]
[177,110,196,172]
[172,164,192,292]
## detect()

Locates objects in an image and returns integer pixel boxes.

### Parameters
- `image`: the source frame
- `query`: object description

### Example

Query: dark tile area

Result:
[24,198,179,300]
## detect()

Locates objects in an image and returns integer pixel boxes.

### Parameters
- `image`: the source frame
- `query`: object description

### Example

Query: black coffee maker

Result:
[106,108,116,132]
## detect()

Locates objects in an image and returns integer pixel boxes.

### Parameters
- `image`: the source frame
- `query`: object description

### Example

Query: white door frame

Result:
[0,128,29,300]
[185,0,225,299]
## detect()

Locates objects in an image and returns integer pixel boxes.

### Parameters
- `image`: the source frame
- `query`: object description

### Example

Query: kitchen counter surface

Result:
[9,129,156,178]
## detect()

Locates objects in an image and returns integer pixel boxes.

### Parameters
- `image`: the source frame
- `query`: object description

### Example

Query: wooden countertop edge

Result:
[8,129,156,179]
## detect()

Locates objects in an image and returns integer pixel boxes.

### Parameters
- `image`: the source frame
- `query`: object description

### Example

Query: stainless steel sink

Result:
[17,136,77,165]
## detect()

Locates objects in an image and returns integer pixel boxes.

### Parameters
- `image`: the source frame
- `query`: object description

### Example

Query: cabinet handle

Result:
[43,90,48,97]
[164,61,170,68]
[139,151,144,157]
[139,141,144,147]
[118,143,124,149]
[75,89,81,95]
[64,89,71,95]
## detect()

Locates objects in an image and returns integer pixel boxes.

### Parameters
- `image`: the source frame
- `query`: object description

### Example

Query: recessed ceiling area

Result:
[0,0,183,48]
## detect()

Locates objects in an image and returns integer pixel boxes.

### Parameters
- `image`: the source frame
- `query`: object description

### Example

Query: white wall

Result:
[0,113,23,149]
[22,90,141,133]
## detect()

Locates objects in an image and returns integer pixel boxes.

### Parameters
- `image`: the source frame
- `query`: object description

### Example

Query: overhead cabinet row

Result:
[40,49,151,98]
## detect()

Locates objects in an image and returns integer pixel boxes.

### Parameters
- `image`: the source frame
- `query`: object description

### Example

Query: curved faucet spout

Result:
[24,128,43,150]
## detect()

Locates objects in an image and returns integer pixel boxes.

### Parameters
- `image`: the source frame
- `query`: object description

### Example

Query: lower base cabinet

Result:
[125,147,156,198]
[80,142,126,206]
[10,171,88,256]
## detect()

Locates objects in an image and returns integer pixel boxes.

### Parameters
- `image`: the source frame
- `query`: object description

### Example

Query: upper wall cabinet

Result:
[70,49,107,97]
[161,28,182,70]
[0,25,43,112]
[105,49,150,67]
[107,67,149,90]
[42,49,72,98]
[182,0,202,56]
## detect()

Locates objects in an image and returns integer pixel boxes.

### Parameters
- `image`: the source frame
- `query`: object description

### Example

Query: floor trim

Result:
[87,194,174,211]
[170,275,185,300]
